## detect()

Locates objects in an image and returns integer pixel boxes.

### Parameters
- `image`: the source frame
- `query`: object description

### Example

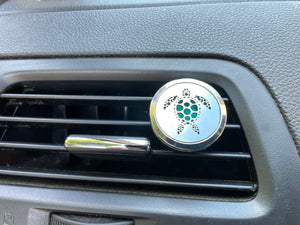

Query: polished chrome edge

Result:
[150,78,227,152]
[65,135,151,155]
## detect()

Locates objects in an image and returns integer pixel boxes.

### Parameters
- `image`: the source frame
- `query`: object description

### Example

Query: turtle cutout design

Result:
[163,88,211,135]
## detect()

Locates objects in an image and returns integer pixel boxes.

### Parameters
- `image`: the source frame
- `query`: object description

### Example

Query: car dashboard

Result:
[0,1,299,225]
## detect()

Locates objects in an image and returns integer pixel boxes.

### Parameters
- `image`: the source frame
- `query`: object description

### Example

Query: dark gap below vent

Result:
[0,81,257,199]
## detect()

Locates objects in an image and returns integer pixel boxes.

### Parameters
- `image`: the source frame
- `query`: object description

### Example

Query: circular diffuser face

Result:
[150,78,227,152]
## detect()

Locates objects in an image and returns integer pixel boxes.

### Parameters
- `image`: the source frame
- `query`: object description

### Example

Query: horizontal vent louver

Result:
[0,81,257,198]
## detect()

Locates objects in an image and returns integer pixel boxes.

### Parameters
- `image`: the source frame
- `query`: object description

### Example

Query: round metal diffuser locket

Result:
[150,79,227,152]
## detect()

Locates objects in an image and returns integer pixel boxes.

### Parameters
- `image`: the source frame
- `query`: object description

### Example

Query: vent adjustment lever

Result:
[65,135,150,156]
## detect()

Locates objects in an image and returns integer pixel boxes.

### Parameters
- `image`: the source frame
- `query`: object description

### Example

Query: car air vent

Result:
[0,81,257,199]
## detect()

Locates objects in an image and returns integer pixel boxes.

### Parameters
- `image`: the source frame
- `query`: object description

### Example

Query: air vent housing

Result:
[0,80,257,199]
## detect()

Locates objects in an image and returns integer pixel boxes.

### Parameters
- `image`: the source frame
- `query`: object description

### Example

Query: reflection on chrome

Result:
[65,135,150,155]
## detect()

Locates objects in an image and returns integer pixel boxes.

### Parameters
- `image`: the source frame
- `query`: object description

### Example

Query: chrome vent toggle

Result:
[65,135,151,155]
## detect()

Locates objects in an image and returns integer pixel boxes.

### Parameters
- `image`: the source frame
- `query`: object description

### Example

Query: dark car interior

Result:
[0,0,299,225]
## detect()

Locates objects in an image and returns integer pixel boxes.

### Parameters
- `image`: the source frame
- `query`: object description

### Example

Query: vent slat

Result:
[0,116,150,127]
[0,93,229,103]
[1,94,153,102]
[0,141,251,160]
[152,149,251,159]
[0,168,257,192]
[0,141,66,151]
[0,116,240,129]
